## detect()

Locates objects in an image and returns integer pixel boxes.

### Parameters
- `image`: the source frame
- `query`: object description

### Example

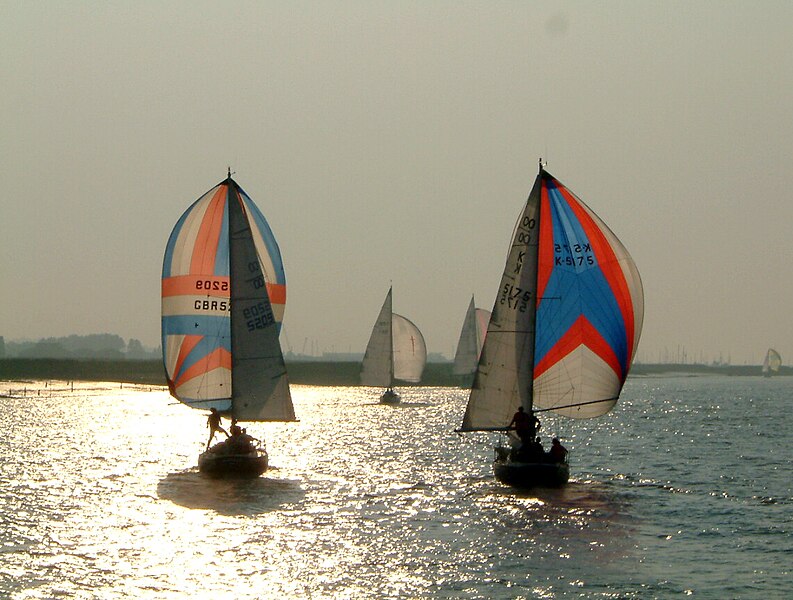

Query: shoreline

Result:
[0,358,787,387]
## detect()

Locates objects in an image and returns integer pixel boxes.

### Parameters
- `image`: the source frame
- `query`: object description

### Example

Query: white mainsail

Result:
[460,176,542,431]
[360,288,394,387]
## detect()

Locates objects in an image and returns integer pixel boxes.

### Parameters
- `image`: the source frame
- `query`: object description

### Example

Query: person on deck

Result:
[508,406,540,444]
[549,437,568,463]
[206,407,229,450]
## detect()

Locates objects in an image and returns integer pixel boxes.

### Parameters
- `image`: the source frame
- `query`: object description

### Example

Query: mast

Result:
[388,286,395,389]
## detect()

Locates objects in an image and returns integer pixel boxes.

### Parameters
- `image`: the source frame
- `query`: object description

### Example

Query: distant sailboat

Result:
[458,160,644,488]
[452,296,490,384]
[161,170,296,478]
[762,348,781,377]
[360,287,427,403]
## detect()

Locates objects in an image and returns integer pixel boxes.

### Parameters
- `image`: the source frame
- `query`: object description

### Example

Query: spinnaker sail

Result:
[161,173,294,422]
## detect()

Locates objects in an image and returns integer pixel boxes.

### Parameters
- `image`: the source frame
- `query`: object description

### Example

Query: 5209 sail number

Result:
[244,302,274,332]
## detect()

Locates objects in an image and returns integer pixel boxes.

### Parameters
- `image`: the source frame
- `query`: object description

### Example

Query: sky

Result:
[2,1,792,365]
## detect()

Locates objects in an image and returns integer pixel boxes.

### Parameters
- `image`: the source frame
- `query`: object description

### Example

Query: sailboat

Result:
[161,170,296,478]
[762,348,781,377]
[452,295,490,384]
[458,160,644,488]
[360,287,427,403]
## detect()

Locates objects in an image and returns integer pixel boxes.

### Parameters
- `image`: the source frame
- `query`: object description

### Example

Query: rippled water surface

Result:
[1,376,791,598]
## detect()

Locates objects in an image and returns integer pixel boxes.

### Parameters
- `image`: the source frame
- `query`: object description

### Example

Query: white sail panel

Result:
[360,289,394,387]
[453,297,479,375]
[392,313,426,383]
[533,346,620,418]
[174,367,233,410]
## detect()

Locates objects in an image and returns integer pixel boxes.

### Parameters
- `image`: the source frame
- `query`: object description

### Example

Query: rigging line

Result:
[532,397,619,413]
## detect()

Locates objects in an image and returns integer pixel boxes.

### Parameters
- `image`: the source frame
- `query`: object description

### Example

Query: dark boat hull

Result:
[380,390,400,404]
[198,450,268,479]
[493,458,570,489]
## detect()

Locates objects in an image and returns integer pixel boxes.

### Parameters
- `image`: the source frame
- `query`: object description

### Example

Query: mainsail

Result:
[161,174,295,421]
[460,165,644,431]
[360,288,395,387]
[453,296,490,376]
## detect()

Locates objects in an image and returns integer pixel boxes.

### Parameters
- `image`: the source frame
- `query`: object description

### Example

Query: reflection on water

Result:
[157,471,305,515]
[1,378,790,598]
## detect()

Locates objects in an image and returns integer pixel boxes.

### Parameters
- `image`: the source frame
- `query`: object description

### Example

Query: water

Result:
[0,376,790,599]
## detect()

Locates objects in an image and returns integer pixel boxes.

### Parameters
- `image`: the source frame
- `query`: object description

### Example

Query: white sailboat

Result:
[458,160,644,488]
[161,170,296,477]
[762,348,781,377]
[452,295,490,383]
[360,287,427,403]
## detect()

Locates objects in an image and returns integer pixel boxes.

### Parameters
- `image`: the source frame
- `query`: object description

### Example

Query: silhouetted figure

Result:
[206,407,229,450]
[549,437,568,463]
[508,406,540,443]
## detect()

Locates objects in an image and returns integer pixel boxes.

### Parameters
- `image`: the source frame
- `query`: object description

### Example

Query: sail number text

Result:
[514,217,536,275]
[195,280,229,292]
[499,283,531,312]
[244,302,274,332]
[194,299,229,311]
[554,242,595,267]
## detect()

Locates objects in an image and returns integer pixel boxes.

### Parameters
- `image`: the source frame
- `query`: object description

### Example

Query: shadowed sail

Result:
[161,174,294,422]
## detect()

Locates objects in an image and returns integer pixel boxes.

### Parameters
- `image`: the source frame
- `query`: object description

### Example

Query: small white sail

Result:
[392,313,427,383]
[762,348,782,376]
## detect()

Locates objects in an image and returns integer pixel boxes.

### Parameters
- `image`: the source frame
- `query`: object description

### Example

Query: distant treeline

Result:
[0,358,785,387]
[0,334,160,360]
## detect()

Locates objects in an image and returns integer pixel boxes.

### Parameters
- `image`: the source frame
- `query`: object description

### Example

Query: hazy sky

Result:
[2,1,792,365]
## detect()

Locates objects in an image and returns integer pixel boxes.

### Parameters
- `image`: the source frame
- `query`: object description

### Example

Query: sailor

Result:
[206,407,229,450]
[508,406,540,443]
[549,437,568,463]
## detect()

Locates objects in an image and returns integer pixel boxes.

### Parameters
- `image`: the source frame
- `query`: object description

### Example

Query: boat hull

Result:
[198,450,269,479]
[493,458,570,489]
[380,390,400,404]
